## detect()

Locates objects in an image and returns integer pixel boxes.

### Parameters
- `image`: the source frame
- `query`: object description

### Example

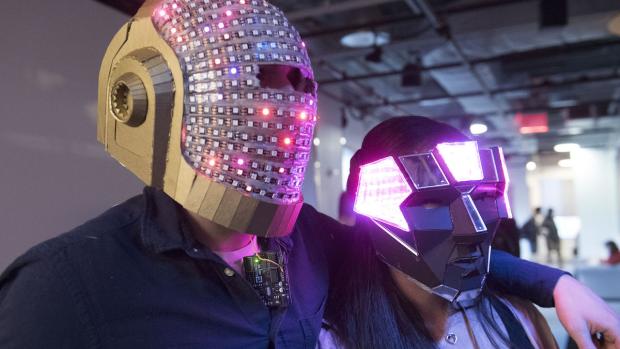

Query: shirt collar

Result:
[140,187,194,254]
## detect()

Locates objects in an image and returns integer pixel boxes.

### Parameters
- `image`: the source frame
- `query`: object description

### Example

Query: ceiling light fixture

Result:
[401,62,421,87]
[340,30,390,48]
[553,143,580,153]
[526,161,537,171]
[469,122,488,135]
[365,46,383,63]
[558,159,573,168]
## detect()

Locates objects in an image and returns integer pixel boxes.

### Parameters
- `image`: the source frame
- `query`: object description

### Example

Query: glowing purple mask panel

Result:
[354,156,412,231]
[436,141,484,182]
[496,147,513,218]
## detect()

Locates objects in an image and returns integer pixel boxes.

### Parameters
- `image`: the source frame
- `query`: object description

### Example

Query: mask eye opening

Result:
[257,64,317,96]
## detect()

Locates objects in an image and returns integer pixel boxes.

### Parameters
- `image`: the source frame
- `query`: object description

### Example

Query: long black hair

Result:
[326,116,513,348]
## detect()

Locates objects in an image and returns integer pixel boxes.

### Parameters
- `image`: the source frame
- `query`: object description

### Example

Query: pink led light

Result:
[246,185,253,192]
[204,26,211,33]
[218,22,225,29]
[278,168,286,174]
[176,36,183,43]
[240,0,245,3]
[170,28,177,34]
[283,137,292,145]
[301,41,306,48]
[237,159,244,166]
[497,147,513,218]
[171,3,178,9]
[158,9,166,17]
[208,159,216,167]
[225,10,232,16]
[262,108,270,116]
[353,156,412,231]
[436,141,483,182]
[299,111,308,120]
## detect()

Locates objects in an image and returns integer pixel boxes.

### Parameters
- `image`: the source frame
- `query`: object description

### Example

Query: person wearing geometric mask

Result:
[320,117,619,349]
[0,1,618,348]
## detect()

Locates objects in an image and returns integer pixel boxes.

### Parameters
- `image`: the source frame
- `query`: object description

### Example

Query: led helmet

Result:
[98,0,317,237]
[354,141,511,304]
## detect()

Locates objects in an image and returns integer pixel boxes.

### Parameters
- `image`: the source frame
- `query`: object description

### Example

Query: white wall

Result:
[507,157,531,227]
[0,0,143,271]
[311,95,346,218]
[572,148,620,261]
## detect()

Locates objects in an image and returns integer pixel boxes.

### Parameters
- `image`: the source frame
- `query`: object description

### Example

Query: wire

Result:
[253,253,284,274]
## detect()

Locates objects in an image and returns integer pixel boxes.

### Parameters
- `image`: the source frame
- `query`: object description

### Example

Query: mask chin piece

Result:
[431,274,486,308]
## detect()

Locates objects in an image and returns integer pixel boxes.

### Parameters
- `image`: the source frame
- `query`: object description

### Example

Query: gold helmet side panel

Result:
[97,0,301,237]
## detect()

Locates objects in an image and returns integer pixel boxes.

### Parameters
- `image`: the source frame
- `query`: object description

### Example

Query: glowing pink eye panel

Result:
[436,141,484,182]
[354,156,412,231]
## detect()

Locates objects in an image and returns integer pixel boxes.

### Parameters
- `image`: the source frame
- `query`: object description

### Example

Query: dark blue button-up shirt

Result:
[0,187,564,348]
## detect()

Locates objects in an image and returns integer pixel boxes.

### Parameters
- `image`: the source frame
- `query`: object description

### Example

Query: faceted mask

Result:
[354,141,511,303]
[98,0,317,237]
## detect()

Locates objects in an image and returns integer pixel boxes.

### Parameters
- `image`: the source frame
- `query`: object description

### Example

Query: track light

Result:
[401,62,421,87]
[365,46,383,63]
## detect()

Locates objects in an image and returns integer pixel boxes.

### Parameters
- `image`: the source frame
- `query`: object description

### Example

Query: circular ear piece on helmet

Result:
[110,73,148,127]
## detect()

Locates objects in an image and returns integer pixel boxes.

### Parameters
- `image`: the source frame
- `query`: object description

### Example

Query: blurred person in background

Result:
[542,209,562,266]
[602,241,620,265]
[521,207,543,256]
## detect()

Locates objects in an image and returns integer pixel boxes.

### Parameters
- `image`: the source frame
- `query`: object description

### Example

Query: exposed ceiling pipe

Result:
[317,38,620,85]
[300,0,532,39]
[319,61,410,116]
[401,0,505,116]
[316,26,437,62]
[357,72,620,109]
[287,0,400,21]
[389,99,617,120]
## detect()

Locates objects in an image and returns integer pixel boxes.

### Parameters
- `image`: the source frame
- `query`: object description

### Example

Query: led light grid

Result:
[436,141,484,182]
[152,0,317,203]
[354,156,412,231]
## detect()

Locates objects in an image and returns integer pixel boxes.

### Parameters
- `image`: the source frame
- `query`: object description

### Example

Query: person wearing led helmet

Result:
[0,1,618,348]
[320,117,620,349]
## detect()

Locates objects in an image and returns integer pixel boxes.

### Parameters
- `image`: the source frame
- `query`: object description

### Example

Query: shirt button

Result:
[224,268,235,277]
[445,333,458,345]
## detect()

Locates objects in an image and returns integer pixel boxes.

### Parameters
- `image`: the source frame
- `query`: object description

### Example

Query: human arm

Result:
[488,249,564,307]
[553,275,620,349]
[489,249,620,349]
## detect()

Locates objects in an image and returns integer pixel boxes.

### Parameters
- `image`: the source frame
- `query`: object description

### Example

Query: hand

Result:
[554,275,620,349]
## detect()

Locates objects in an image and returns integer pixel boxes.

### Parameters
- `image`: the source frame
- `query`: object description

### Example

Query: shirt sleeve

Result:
[0,250,94,348]
[487,249,569,307]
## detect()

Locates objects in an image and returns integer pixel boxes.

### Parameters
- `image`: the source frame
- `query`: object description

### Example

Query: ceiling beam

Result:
[401,0,505,116]
[356,72,620,110]
[317,37,620,85]
[286,0,400,21]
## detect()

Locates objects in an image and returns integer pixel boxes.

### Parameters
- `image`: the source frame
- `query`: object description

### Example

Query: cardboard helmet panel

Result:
[98,0,317,237]
[354,141,511,304]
